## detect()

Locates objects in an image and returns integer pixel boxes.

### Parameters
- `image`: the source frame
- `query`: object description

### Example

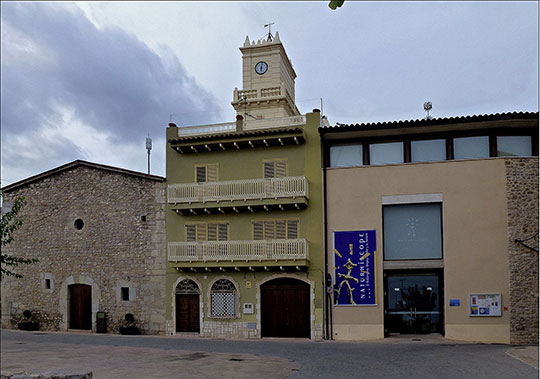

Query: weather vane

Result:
[263,22,275,41]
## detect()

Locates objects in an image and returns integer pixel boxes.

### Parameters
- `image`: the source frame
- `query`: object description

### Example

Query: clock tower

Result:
[232,32,300,120]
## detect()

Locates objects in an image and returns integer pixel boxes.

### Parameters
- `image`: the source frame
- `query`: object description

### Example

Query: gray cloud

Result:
[1,2,221,183]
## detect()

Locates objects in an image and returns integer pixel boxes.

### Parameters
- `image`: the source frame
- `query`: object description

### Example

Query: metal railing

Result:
[168,239,309,262]
[168,176,309,204]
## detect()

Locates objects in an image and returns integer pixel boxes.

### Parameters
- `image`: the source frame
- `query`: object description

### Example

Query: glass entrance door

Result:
[385,273,443,334]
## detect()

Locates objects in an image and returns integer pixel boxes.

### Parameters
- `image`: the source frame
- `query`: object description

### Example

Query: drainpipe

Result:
[321,132,332,340]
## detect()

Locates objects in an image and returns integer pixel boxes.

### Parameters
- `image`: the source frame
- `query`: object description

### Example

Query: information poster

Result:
[333,230,377,306]
[469,294,502,317]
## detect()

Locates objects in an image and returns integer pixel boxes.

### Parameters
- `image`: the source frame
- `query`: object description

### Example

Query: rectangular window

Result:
[121,287,130,301]
[383,203,442,260]
[263,159,287,178]
[453,136,489,160]
[370,142,404,165]
[45,279,51,290]
[211,292,236,317]
[252,219,299,240]
[186,222,228,242]
[195,164,218,183]
[329,144,363,167]
[497,136,532,157]
[411,139,446,162]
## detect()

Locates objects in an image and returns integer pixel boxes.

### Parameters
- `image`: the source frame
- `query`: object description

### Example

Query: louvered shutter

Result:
[206,164,218,182]
[264,161,275,179]
[275,160,287,178]
[207,223,217,241]
[264,220,275,239]
[218,223,228,241]
[276,220,287,239]
[186,224,196,242]
[196,223,207,241]
[287,220,298,239]
[253,221,263,240]
[196,166,206,183]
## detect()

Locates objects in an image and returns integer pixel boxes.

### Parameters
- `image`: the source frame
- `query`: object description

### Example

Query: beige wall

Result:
[326,158,511,343]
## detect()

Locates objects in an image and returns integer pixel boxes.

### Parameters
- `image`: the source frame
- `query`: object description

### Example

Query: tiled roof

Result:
[319,111,539,133]
[169,127,303,144]
[1,160,164,192]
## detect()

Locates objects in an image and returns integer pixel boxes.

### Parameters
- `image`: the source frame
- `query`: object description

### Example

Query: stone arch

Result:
[59,274,101,332]
[206,276,241,318]
[257,274,315,339]
[171,276,203,335]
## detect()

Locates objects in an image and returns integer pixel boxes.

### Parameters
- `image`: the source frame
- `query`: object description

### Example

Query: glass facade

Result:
[330,144,363,167]
[370,142,404,165]
[411,139,446,162]
[453,136,489,160]
[383,203,442,260]
[497,136,532,157]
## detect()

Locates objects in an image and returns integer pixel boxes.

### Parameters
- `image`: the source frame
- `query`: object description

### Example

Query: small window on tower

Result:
[45,279,51,289]
[121,287,130,301]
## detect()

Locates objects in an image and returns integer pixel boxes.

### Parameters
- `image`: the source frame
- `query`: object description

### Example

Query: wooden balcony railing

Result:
[168,239,309,262]
[168,176,309,204]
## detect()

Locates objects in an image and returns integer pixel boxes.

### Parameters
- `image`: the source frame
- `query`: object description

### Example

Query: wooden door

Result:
[176,294,200,333]
[69,284,92,330]
[261,278,310,338]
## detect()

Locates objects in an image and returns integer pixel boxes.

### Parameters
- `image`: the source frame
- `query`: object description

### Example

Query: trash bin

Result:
[96,311,106,333]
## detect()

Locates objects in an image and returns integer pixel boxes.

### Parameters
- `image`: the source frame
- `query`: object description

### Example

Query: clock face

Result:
[255,61,268,75]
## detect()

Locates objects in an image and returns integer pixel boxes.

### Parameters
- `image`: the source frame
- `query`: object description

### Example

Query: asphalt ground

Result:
[1,330,538,379]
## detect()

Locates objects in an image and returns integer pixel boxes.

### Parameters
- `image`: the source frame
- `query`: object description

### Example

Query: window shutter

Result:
[207,223,217,241]
[276,220,287,239]
[264,220,275,240]
[275,160,287,178]
[196,166,206,183]
[264,161,275,179]
[196,223,207,241]
[253,221,263,240]
[287,220,298,239]
[206,164,218,182]
[218,223,228,241]
[186,224,196,242]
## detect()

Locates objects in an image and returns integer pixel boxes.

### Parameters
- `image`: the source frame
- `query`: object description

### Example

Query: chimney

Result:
[236,115,244,132]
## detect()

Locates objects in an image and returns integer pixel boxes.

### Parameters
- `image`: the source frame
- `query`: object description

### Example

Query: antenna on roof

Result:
[423,101,433,120]
[263,22,275,41]
[146,134,152,174]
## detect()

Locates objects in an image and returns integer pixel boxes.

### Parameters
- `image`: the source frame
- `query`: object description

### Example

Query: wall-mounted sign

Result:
[333,230,377,306]
[449,299,460,307]
[469,294,501,317]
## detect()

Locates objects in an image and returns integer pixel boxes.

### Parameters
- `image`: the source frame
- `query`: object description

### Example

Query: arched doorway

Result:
[175,279,200,333]
[68,284,92,330]
[261,278,310,338]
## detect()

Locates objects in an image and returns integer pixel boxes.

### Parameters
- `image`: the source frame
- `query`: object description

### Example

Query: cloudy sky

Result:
[1,1,538,186]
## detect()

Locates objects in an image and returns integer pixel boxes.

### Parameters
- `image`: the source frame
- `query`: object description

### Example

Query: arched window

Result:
[210,279,236,318]
[175,279,200,294]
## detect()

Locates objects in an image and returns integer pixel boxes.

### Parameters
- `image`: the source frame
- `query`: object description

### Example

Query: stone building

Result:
[1,160,167,334]
[319,112,539,344]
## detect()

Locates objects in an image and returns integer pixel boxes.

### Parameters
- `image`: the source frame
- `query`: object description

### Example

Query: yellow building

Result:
[320,113,538,344]
[164,33,325,339]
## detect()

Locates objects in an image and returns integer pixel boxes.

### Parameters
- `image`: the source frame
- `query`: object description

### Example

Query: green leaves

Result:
[1,195,38,279]
[329,0,345,10]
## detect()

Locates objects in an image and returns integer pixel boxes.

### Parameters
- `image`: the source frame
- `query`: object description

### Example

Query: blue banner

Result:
[333,230,377,306]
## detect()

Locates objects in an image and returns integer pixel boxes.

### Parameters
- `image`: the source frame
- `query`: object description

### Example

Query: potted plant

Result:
[17,310,39,331]
[119,313,140,335]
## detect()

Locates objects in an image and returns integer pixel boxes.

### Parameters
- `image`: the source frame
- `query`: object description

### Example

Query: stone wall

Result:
[1,163,166,335]
[505,157,539,344]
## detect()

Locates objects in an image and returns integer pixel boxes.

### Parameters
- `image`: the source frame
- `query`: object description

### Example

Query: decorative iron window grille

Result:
[211,279,236,318]
[175,279,200,294]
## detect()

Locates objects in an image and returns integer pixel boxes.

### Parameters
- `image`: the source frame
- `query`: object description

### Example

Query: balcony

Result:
[168,239,309,269]
[168,176,309,214]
